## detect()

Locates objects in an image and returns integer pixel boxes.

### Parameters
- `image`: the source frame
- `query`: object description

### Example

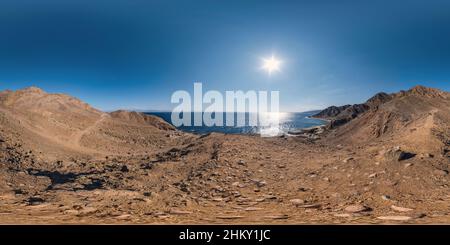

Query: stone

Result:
[264,214,289,220]
[297,204,321,209]
[216,215,244,220]
[377,216,412,221]
[298,187,311,192]
[289,199,305,205]
[27,196,45,206]
[77,207,98,216]
[420,153,434,159]
[381,195,391,201]
[244,207,263,211]
[344,204,370,213]
[413,213,426,219]
[116,214,132,220]
[256,180,267,187]
[169,209,193,215]
[64,210,79,215]
[384,146,415,161]
[120,165,129,172]
[343,157,354,163]
[334,213,352,218]
[262,195,277,200]
[390,205,413,212]
[434,169,449,176]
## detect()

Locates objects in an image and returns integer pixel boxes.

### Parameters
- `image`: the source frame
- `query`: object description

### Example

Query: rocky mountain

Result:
[312,105,351,119]
[321,85,450,154]
[312,92,393,128]
[0,87,189,161]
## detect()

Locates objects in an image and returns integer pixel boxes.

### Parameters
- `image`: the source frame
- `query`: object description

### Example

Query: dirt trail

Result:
[72,113,109,148]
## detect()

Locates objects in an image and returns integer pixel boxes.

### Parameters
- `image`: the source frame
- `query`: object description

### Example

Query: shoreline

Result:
[148,111,329,136]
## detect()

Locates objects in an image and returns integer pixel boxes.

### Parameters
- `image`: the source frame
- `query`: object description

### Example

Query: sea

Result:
[146,111,327,135]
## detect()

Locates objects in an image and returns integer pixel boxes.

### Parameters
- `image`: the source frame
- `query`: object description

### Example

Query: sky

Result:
[0,0,450,112]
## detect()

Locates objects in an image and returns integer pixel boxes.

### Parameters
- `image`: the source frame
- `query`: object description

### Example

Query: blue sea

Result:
[146,111,326,135]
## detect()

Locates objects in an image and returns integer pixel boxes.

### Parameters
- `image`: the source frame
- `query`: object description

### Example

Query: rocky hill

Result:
[312,92,393,128]
[312,105,351,119]
[0,87,189,161]
[319,86,450,154]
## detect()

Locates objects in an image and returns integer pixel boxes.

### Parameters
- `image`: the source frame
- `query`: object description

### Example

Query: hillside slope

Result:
[316,86,450,155]
[0,87,188,161]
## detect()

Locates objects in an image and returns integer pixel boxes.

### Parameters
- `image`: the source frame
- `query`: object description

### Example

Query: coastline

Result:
[148,111,328,135]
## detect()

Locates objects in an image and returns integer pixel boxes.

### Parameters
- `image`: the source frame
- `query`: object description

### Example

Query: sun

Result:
[262,55,282,75]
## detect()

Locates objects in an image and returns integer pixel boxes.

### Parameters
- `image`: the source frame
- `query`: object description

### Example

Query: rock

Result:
[413,213,426,219]
[244,207,263,211]
[120,165,129,172]
[391,205,413,212]
[116,214,132,220]
[297,204,321,209]
[237,160,246,166]
[72,205,83,210]
[377,216,412,221]
[344,204,370,213]
[264,214,289,220]
[298,187,311,192]
[262,195,277,200]
[256,180,267,187]
[289,199,305,205]
[343,157,354,163]
[334,213,352,218]
[27,196,45,206]
[368,173,377,178]
[77,207,98,216]
[381,195,391,201]
[64,210,79,215]
[384,146,415,161]
[151,211,166,217]
[434,169,449,176]
[420,153,434,159]
[216,215,244,220]
[169,209,193,215]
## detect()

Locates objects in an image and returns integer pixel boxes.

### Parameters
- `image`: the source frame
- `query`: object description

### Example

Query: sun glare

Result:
[262,55,282,75]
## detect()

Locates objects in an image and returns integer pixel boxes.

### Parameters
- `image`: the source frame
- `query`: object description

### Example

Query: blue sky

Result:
[1,0,449,112]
